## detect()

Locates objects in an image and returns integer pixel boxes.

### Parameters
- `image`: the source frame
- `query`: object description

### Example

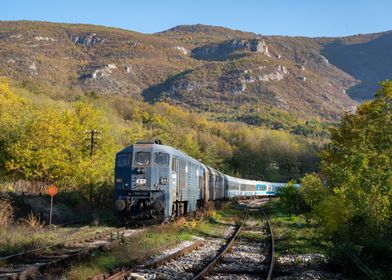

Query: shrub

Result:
[278,182,305,217]
[24,211,44,228]
[0,195,13,226]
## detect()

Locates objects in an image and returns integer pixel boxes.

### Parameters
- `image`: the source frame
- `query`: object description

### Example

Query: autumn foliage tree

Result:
[299,173,327,210]
[0,79,118,198]
[319,81,392,271]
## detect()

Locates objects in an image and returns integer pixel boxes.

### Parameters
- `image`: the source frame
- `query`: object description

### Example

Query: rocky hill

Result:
[0,21,391,121]
[320,31,392,101]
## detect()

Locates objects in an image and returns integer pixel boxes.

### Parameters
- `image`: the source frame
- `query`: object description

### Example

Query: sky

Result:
[2,0,392,37]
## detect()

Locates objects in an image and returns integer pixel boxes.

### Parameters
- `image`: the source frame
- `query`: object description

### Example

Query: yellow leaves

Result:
[0,81,117,189]
[5,160,20,172]
[0,80,30,132]
[0,79,28,107]
[73,102,104,127]
[377,80,392,99]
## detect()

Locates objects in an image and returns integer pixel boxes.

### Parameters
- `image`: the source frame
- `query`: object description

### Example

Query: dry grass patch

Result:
[0,195,13,226]
[66,223,193,279]
[0,225,113,257]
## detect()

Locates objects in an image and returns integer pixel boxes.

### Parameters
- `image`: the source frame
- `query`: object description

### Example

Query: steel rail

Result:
[103,240,205,280]
[191,206,249,280]
[261,206,275,280]
[0,227,129,279]
[0,227,126,262]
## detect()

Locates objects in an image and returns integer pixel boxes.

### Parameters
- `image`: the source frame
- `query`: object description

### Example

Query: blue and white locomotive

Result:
[114,140,291,224]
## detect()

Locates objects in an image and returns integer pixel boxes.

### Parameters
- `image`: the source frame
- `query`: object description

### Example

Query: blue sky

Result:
[2,0,391,37]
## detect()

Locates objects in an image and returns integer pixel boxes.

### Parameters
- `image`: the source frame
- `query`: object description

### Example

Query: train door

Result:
[115,152,132,190]
[178,159,186,201]
[203,165,210,202]
[171,157,178,201]
[197,166,204,201]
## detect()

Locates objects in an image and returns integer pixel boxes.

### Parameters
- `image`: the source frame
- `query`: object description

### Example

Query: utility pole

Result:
[84,129,102,205]
[84,129,102,157]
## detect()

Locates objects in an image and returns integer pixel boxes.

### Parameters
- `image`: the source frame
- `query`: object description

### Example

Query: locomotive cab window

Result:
[134,152,150,166]
[116,153,130,167]
[154,152,169,166]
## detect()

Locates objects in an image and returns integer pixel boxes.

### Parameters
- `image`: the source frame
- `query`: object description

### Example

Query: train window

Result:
[154,153,169,166]
[116,153,130,167]
[134,152,150,166]
[256,184,267,191]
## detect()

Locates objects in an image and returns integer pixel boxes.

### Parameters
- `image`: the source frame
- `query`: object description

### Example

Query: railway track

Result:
[0,227,141,279]
[102,199,274,280]
[192,202,274,280]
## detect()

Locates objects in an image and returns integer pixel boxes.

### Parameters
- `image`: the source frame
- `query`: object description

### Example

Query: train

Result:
[114,140,294,224]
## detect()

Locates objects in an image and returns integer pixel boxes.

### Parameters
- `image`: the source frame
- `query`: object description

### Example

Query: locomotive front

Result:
[114,141,171,224]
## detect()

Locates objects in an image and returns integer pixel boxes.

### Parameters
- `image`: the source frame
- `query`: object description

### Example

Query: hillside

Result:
[0,21,391,121]
[320,31,392,101]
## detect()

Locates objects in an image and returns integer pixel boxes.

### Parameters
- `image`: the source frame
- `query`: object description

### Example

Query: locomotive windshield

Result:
[154,152,169,166]
[116,153,130,167]
[134,152,150,166]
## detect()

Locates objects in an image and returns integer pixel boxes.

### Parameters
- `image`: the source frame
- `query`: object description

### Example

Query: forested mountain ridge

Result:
[0,21,390,121]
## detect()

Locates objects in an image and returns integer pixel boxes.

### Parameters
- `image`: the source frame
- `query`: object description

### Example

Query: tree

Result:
[278,181,304,217]
[0,79,30,178]
[0,84,119,197]
[300,173,327,210]
[71,102,119,202]
[321,81,392,231]
[6,107,78,186]
[320,81,392,271]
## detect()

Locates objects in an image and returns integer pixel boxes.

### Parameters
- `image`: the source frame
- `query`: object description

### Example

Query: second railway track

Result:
[0,227,142,279]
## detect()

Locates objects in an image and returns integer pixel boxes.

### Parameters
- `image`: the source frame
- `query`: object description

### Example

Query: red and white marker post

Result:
[47,185,58,227]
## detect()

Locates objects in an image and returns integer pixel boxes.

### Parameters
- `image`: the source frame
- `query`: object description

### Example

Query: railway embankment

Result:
[265,199,344,280]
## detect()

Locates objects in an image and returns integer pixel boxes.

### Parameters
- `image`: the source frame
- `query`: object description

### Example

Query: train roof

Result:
[225,174,297,187]
[117,142,203,167]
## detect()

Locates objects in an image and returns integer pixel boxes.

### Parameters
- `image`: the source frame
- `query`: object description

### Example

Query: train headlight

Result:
[136,178,147,186]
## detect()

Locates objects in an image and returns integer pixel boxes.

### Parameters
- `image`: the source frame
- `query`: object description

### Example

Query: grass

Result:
[240,230,265,242]
[266,199,332,256]
[0,225,113,257]
[66,223,194,279]
[65,204,243,279]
